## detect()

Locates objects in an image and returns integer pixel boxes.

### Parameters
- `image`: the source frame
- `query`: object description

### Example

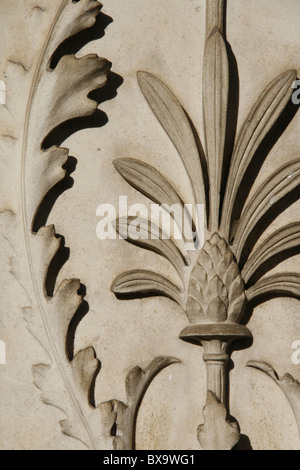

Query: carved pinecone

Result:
[186,233,246,324]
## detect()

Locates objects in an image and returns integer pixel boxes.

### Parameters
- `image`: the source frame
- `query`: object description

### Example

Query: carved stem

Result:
[180,323,252,413]
[202,339,229,405]
[206,0,225,36]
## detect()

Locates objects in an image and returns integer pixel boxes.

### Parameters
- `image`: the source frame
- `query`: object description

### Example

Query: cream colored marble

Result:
[0,0,299,450]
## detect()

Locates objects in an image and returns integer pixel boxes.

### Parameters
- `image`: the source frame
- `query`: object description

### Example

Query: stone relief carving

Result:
[111,0,300,450]
[1,0,117,450]
[0,0,181,451]
[247,361,300,436]
[0,0,299,451]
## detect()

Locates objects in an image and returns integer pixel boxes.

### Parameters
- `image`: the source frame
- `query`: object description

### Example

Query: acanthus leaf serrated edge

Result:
[2,0,115,448]
[32,346,115,450]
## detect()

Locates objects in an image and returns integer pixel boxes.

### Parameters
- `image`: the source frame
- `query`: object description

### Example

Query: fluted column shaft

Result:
[202,339,229,405]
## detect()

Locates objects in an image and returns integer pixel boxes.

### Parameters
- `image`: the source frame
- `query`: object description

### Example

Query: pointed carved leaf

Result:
[115,357,181,450]
[29,147,69,230]
[32,361,95,448]
[234,160,300,261]
[126,357,181,405]
[206,0,225,35]
[26,227,83,349]
[35,54,111,141]
[113,158,193,243]
[25,4,111,225]
[113,158,183,207]
[61,348,117,450]
[247,361,279,381]
[34,225,62,284]
[115,217,190,278]
[111,270,184,307]
[246,273,300,303]
[72,347,99,398]
[203,27,229,230]
[247,362,300,434]
[137,71,207,209]
[26,295,116,449]
[32,363,65,411]
[50,279,83,354]
[43,0,104,62]
[222,70,297,236]
[242,223,300,284]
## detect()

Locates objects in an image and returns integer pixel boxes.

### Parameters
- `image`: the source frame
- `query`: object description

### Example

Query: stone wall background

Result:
[0,0,299,450]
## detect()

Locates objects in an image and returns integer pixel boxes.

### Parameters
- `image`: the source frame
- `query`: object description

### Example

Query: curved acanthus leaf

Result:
[203,26,229,231]
[247,361,300,436]
[32,347,115,450]
[26,52,111,225]
[15,0,115,448]
[242,223,300,285]
[30,147,69,229]
[221,70,297,238]
[114,217,190,278]
[246,273,300,304]
[111,270,184,307]
[113,158,193,242]
[40,0,104,67]
[40,54,110,140]
[137,71,208,215]
[113,357,181,450]
[233,160,300,262]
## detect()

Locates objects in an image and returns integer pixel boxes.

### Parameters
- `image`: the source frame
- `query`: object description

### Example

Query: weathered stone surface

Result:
[0,0,299,450]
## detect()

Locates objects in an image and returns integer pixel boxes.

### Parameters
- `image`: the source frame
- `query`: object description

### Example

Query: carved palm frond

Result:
[232,160,300,264]
[246,273,300,304]
[112,156,194,299]
[111,0,299,450]
[136,71,209,213]
[220,70,297,239]
[115,216,190,275]
[113,158,192,243]
[242,223,300,285]
[112,21,299,326]
[202,24,229,231]
[112,270,184,307]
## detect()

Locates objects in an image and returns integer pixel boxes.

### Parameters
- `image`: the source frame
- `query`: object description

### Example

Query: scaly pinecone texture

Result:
[186,233,246,324]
